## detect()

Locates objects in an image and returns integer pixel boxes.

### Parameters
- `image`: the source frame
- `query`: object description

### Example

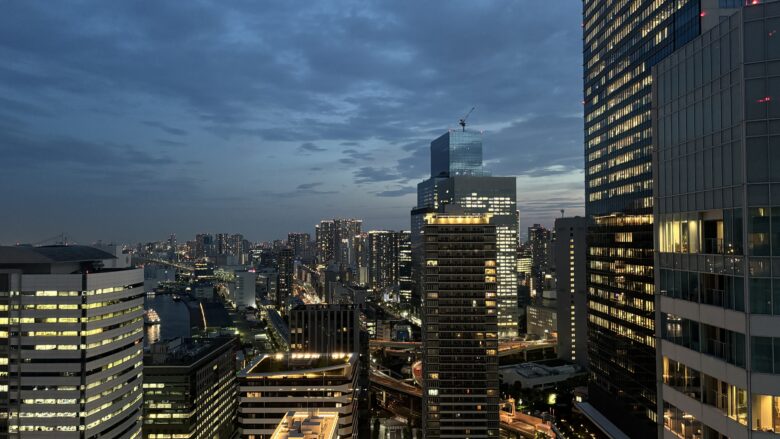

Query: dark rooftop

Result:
[0,245,116,264]
[145,336,236,366]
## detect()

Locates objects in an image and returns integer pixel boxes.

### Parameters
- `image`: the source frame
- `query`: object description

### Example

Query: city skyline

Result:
[0,1,583,244]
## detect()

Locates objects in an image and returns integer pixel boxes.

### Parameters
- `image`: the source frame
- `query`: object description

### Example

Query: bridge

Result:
[368,367,554,438]
[369,338,557,360]
[369,367,422,428]
[369,339,421,350]
[139,257,194,272]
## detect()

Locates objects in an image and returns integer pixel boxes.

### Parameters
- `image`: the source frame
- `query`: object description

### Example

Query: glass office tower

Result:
[430,130,485,178]
[412,129,519,338]
[583,0,737,436]
[655,3,780,436]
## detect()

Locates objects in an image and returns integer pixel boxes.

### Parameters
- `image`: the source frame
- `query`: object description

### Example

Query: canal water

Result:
[144,294,191,346]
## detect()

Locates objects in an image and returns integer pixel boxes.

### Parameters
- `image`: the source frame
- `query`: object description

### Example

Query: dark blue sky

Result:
[0,1,583,244]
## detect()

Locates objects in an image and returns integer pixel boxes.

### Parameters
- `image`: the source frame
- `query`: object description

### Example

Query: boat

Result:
[144,309,161,326]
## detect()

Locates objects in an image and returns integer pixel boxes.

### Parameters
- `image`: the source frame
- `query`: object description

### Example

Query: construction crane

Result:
[458,106,475,131]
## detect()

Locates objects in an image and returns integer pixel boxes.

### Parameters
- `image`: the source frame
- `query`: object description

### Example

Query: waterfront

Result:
[144,294,191,345]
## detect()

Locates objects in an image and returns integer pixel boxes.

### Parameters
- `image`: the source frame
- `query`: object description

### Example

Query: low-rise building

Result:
[270,411,339,439]
[499,359,586,390]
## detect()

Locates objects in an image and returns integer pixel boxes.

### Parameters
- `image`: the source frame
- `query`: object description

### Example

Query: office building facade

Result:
[583,0,739,436]
[0,245,144,438]
[288,304,360,354]
[422,212,500,438]
[143,336,239,439]
[234,270,258,310]
[654,4,780,437]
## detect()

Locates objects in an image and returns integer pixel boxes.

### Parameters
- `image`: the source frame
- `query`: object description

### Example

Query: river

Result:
[144,294,191,346]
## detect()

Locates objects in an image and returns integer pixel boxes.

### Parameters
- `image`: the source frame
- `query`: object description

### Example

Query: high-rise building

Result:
[654,5,780,436]
[583,1,740,436]
[367,230,400,292]
[0,245,144,438]
[430,129,486,178]
[276,248,294,312]
[422,212,499,438]
[315,219,362,267]
[412,128,519,338]
[288,304,360,354]
[398,231,413,305]
[528,224,552,297]
[195,233,215,259]
[143,336,239,439]
[168,233,177,260]
[287,232,310,259]
[234,269,258,310]
[238,353,359,439]
[554,217,588,369]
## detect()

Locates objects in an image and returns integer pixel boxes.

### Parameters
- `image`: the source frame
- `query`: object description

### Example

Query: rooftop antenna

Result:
[459,106,475,132]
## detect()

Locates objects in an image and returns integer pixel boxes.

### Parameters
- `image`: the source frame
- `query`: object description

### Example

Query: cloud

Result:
[375,186,416,197]
[297,182,323,190]
[343,148,373,161]
[354,166,402,184]
[143,120,187,136]
[298,142,326,153]
[0,0,583,241]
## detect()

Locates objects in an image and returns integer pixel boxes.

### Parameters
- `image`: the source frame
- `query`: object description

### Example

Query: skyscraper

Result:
[367,230,400,293]
[654,4,780,436]
[583,1,740,436]
[553,217,588,368]
[398,231,413,305]
[422,211,499,438]
[430,130,486,177]
[276,247,294,312]
[287,232,310,259]
[0,245,144,438]
[528,224,552,297]
[315,219,362,268]
[412,128,519,338]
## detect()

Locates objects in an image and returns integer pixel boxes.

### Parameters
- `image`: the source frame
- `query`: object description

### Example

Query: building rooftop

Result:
[0,245,116,264]
[271,412,339,439]
[145,336,235,366]
[241,352,355,377]
[500,360,584,379]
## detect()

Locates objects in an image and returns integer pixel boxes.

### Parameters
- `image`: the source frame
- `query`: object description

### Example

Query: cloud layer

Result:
[0,0,583,243]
